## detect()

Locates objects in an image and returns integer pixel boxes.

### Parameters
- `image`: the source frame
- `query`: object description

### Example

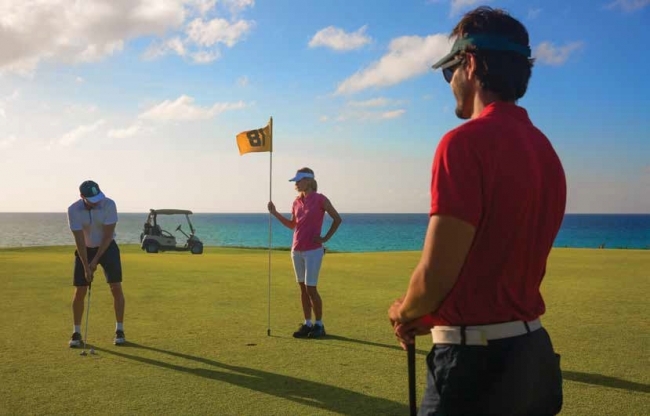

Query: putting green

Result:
[0,246,647,415]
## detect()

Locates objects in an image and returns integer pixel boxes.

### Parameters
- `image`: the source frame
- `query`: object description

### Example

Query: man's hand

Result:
[388,297,405,328]
[389,297,435,350]
[394,317,435,350]
[84,268,94,283]
[267,201,277,215]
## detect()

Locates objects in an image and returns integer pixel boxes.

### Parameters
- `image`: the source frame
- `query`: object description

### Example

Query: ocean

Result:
[0,213,648,252]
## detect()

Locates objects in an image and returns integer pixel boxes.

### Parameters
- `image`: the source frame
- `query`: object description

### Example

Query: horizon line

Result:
[0,211,648,215]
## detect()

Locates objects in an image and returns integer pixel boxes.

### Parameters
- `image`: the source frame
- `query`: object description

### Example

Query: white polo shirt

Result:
[67,197,118,248]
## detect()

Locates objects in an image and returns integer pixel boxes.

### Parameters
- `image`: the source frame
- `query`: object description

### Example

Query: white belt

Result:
[431,318,542,346]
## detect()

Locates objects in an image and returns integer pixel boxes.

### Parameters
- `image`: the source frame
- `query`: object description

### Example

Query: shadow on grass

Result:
[563,371,650,393]
[323,334,429,356]
[95,343,408,415]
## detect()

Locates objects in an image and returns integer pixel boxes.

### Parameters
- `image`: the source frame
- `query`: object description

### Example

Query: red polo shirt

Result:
[429,102,566,326]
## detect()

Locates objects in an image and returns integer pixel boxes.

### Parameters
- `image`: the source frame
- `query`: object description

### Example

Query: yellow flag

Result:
[236,123,272,155]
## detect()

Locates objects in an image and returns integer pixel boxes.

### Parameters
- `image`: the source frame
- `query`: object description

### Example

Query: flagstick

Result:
[267,116,273,337]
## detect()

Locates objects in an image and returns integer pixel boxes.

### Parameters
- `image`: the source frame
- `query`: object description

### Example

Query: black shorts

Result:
[73,240,122,286]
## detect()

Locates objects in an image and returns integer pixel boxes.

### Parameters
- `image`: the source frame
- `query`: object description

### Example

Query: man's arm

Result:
[89,223,116,271]
[72,230,93,281]
[72,230,89,268]
[389,214,476,324]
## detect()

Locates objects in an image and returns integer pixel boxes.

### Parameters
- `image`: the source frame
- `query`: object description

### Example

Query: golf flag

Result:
[235,117,275,336]
[236,122,272,155]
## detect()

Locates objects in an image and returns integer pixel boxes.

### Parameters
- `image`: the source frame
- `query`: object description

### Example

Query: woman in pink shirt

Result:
[268,167,342,339]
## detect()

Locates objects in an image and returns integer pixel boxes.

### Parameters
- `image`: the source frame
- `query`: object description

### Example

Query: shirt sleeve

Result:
[104,200,118,225]
[67,205,82,231]
[429,129,482,227]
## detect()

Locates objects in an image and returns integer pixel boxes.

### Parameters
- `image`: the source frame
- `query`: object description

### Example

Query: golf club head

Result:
[89,348,96,355]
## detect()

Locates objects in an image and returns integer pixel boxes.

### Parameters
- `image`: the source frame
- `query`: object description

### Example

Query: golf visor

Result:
[432,33,532,70]
[289,172,315,182]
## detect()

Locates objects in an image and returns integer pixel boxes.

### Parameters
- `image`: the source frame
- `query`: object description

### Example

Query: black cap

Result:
[79,180,105,203]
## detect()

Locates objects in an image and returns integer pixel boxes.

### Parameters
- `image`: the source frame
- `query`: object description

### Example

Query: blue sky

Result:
[0,0,648,213]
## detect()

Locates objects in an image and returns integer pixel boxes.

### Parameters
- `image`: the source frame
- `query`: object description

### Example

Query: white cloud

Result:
[107,123,143,139]
[186,17,254,47]
[221,0,255,15]
[309,26,372,51]
[348,97,391,108]
[606,0,650,12]
[138,95,247,121]
[143,37,188,60]
[7,90,20,101]
[76,41,125,63]
[0,90,19,118]
[0,0,188,75]
[337,108,406,122]
[237,76,249,87]
[534,41,584,66]
[76,76,85,83]
[335,34,451,95]
[450,0,489,16]
[167,37,188,56]
[0,135,17,148]
[528,7,542,19]
[58,119,106,146]
[0,1,256,73]
[381,109,406,119]
[144,14,254,62]
[191,0,217,15]
[64,104,98,115]
[319,115,329,122]
[190,50,220,63]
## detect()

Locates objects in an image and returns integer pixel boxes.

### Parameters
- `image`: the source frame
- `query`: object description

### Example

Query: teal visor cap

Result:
[432,33,532,70]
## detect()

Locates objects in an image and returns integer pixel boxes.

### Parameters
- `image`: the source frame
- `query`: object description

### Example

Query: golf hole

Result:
[245,343,257,347]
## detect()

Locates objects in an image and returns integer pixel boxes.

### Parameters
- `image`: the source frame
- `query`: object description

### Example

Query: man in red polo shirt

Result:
[388,6,565,415]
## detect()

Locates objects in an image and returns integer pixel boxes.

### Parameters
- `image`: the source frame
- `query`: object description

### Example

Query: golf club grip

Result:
[407,343,416,416]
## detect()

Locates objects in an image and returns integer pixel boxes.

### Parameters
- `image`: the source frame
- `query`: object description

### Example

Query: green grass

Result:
[0,246,648,415]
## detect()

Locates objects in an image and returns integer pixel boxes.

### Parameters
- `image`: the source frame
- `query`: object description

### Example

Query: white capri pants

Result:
[291,247,325,287]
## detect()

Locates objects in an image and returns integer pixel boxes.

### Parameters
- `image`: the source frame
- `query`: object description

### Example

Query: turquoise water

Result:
[0,213,648,251]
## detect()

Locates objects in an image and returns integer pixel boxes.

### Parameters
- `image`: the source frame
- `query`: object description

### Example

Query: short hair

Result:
[451,6,534,101]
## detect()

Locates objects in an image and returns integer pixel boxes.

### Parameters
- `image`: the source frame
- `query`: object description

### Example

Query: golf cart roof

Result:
[150,209,193,215]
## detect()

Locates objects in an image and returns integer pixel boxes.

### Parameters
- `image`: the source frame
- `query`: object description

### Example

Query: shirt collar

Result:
[478,101,529,122]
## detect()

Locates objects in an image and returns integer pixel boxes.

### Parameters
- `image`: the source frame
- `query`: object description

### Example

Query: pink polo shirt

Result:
[291,192,327,251]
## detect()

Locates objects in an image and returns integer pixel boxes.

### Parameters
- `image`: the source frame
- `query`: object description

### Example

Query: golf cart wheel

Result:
[145,241,159,253]
[190,242,203,255]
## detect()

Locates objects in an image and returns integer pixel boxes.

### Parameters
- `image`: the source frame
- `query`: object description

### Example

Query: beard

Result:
[453,73,473,120]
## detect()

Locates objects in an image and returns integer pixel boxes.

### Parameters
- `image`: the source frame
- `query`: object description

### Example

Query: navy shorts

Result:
[419,327,563,416]
[73,240,123,286]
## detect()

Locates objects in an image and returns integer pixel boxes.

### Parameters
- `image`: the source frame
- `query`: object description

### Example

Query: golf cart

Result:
[140,209,203,254]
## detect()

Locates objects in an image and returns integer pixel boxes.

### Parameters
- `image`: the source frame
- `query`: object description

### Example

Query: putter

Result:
[80,283,92,356]
[408,342,416,416]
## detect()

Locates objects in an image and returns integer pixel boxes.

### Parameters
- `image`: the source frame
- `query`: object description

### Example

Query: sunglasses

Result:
[441,56,464,83]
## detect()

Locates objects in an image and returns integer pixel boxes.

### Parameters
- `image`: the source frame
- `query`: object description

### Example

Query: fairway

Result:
[0,246,648,415]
